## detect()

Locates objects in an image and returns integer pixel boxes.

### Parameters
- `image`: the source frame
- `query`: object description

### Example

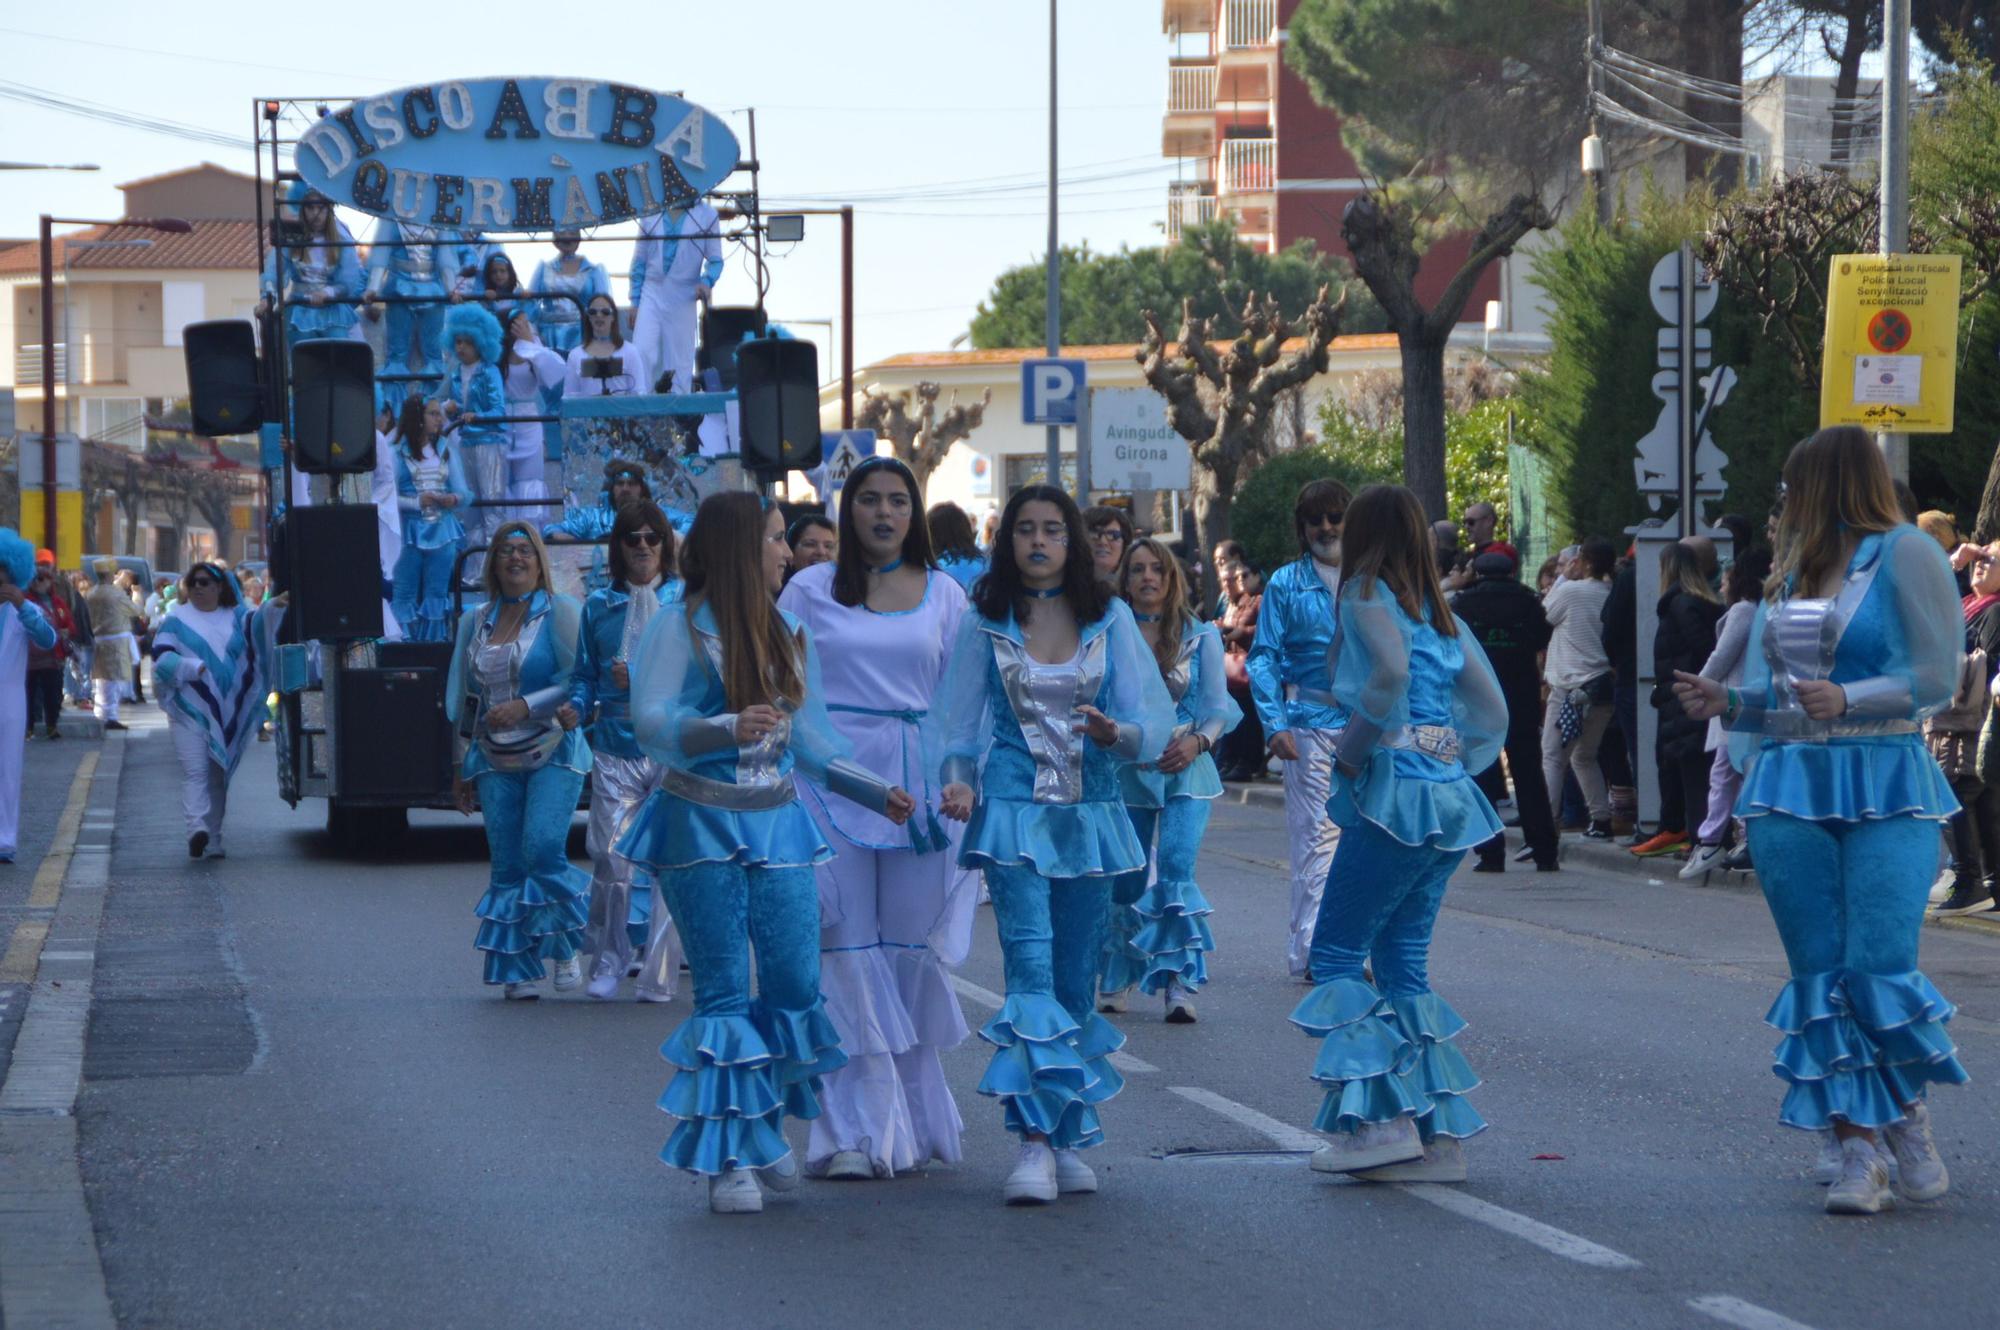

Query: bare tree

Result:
[851,381,993,491]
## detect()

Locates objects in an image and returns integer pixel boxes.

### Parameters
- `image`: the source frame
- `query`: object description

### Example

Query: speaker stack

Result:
[736,336,822,474]
[291,340,377,474]
[284,504,384,641]
[183,320,264,437]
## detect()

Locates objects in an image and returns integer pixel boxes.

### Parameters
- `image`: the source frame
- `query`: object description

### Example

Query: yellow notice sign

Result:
[1821,253,1961,433]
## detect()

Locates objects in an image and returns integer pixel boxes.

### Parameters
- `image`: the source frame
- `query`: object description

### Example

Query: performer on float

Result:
[565,294,653,399]
[388,397,472,642]
[629,199,722,394]
[440,304,508,561]
[152,562,288,860]
[571,501,686,1003]
[618,490,914,1215]
[926,485,1174,1206]
[545,459,654,544]
[449,233,503,303]
[777,456,973,1181]
[0,530,57,864]
[472,251,524,305]
[497,307,567,523]
[1289,483,1504,1186]
[927,502,988,593]
[1247,479,1352,982]
[529,230,610,355]
[445,522,591,1000]
[259,184,363,344]
[1673,426,1967,1216]
[363,219,461,377]
[1099,536,1238,1024]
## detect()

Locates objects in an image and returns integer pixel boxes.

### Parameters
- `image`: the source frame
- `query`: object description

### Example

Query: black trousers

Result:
[1948,774,2000,882]
[1658,748,1709,835]
[1475,679,1558,865]
[1220,683,1265,777]
[25,668,63,730]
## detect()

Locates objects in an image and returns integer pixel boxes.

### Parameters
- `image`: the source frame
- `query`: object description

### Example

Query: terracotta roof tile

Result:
[0,220,260,275]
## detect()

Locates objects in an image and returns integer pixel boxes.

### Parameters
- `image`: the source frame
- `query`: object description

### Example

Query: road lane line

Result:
[28,751,96,911]
[0,923,48,984]
[949,975,1160,1074]
[1688,1294,1821,1330]
[1170,1085,1643,1272]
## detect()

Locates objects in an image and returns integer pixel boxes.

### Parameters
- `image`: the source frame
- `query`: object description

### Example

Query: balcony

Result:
[1166,184,1219,241]
[1162,0,1214,35]
[1168,62,1217,113]
[15,343,69,386]
[1222,0,1275,51]
[1163,61,1218,157]
[1219,139,1276,195]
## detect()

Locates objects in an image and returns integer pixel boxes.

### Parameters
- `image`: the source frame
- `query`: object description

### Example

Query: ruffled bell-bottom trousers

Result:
[1103,797,1217,995]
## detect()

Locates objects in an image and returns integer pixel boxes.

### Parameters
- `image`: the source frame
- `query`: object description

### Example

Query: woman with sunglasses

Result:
[151,562,288,860]
[1290,485,1506,1186]
[777,456,972,1181]
[563,294,652,398]
[445,522,591,1000]
[1099,536,1239,1025]
[617,491,914,1215]
[388,397,472,642]
[925,485,1175,1205]
[440,304,509,563]
[0,530,57,863]
[571,502,686,1002]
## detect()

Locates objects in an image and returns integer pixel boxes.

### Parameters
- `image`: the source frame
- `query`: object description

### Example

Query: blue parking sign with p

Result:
[1022,358,1086,425]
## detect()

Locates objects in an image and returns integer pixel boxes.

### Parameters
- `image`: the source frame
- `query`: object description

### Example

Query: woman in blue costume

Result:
[1673,427,1967,1216]
[151,562,287,859]
[445,522,591,1001]
[617,490,914,1216]
[1289,484,1505,1186]
[439,304,509,565]
[363,219,464,378]
[926,501,988,593]
[259,184,363,344]
[1099,536,1239,1024]
[529,230,610,356]
[927,485,1174,1206]
[387,397,472,642]
[571,501,686,1003]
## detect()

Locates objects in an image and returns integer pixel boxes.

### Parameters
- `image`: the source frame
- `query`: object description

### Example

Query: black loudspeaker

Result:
[699,305,769,388]
[736,336,821,473]
[285,504,385,641]
[292,339,377,474]
[184,320,264,437]
[336,667,449,800]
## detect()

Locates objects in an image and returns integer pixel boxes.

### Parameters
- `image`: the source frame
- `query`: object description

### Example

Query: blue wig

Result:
[0,528,35,590]
[444,303,503,365]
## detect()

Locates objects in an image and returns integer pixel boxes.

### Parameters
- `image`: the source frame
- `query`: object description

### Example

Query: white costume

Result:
[0,596,56,860]
[500,344,567,522]
[776,561,974,1176]
[628,203,722,397]
[563,342,653,399]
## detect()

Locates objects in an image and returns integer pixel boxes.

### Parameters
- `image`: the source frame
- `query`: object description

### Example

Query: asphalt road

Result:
[28,722,2000,1329]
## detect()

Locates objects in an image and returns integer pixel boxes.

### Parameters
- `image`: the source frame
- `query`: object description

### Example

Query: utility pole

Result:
[1045,0,1063,493]
[1878,0,1911,482]
[1583,0,1611,226]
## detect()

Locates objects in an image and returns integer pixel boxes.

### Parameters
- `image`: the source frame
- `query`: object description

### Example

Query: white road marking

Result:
[1170,1085,1642,1272]
[1688,1294,1822,1330]
[949,975,1159,1074]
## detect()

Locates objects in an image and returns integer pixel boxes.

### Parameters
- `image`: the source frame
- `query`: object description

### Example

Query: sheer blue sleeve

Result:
[1449,617,1508,775]
[921,612,996,792]
[1330,582,1412,768]
[444,447,475,509]
[781,616,858,782]
[1844,526,1963,720]
[630,605,720,769]
[1099,600,1176,765]
[1188,621,1242,745]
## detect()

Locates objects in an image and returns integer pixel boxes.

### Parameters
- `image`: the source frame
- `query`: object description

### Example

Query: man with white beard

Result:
[1246,479,1351,981]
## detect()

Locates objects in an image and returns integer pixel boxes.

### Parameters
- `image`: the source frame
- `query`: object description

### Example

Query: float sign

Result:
[1087,388,1190,491]
[1820,253,1960,433]
[296,78,740,232]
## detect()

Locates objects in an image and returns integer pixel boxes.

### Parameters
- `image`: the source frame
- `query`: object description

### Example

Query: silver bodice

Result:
[994,632,1108,804]
[537,263,591,323]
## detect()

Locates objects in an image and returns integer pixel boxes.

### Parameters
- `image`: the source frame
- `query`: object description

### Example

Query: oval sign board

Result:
[295,78,740,232]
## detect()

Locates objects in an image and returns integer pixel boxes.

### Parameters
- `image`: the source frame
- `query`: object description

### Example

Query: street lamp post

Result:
[36,215,190,560]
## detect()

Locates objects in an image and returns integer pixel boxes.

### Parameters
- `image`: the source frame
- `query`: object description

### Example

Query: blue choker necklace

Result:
[869,557,904,575]
[1023,584,1064,599]
[499,590,535,606]
[1132,610,1162,622]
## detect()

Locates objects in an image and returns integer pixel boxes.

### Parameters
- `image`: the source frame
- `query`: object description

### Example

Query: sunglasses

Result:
[1090,529,1126,543]
[184,576,216,589]
[621,530,663,548]
[1306,510,1346,527]
[588,307,616,318]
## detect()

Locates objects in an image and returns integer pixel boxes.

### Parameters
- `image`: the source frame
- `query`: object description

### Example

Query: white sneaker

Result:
[1883,1102,1950,1201]
[1825,1137,1894,1215]
[1929,867,1956,904]
[825,1150,874,1181]
[1811,1130,1843,1184]
[1349,1135,1467,1184]
[1004,1141,1058,1205]
[708,1169,764,1214]
[634,987,674,1004]
[1096,989,1128,1014]
[586,955,621,1001]
[503,981,541,1001]
[758,1151,801,1193]
[551,955,583,992]
[1311,1117,1423,1174]
[1678,842,1727,879]
[1053,1149,1098,1194]
[1164,982,1197,1024]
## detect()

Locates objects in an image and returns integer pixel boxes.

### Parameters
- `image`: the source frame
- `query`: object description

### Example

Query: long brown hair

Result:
[1660,542,1720,604]
[1119,536,1192,676]
[1768,426,1902,600]
[681,491,804,709]
[1338,484,1457,637]
[831,455,936,607]
[607,500,677,588]
[972,485,1108,626]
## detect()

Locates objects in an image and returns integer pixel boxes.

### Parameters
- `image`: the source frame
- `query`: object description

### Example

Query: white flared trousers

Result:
[631,282,699,395]
[1282,727,1343,977]
[170,713,228,844]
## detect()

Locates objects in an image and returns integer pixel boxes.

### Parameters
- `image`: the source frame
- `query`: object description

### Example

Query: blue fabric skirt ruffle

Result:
[1290,978,1487,1141]
[1327,752,1503,852]
[1117,753,1225,810]
[976,993,1126,1150]
[960,797,1145,879]
[617,790,832,871]
[1103,878,1215,996]
[400,512,467,552]
[626,870,655,952]
[1765,969,1969,1130]
[656,1001,847,1175]
[1737,736,1958,823]
[473,866,590,985]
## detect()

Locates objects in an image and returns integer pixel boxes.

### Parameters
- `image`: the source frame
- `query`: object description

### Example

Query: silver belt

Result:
[1761,715,1920,742]
[1382,724,1462,764]
[660,766,797,811]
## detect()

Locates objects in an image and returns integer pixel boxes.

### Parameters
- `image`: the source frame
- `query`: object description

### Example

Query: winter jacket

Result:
[1601,558,1638,683]
[1650,587,1724,762]
[1451,575,1552,706]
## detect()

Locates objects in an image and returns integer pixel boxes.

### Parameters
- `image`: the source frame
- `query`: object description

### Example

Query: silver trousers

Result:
[585,752,683,996]
[1282,727,1342,977]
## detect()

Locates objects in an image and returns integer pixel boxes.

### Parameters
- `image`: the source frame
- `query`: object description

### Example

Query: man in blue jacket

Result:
[1246,479,1349,981]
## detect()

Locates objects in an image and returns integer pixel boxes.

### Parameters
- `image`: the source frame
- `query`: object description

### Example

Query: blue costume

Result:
[616,601,893,1178]
[924,598,1174,1151]
[261,186,363,344]
[1725,526,1968,1132]
[365,219,468,377]
[529,251,611,355]
[1102,617,1240,1003]
[441,305,508,559]
[936,553,987,593]
[389,437,473,641]
[445,590,593,988]
[570,576,687,995]
[0,529,56,860]
[1290,580,1504,1146]
[1247,555,1351,976]
[544,486,691,595]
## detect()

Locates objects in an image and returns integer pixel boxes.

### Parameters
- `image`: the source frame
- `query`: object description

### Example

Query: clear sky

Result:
[0,1,1183,379]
